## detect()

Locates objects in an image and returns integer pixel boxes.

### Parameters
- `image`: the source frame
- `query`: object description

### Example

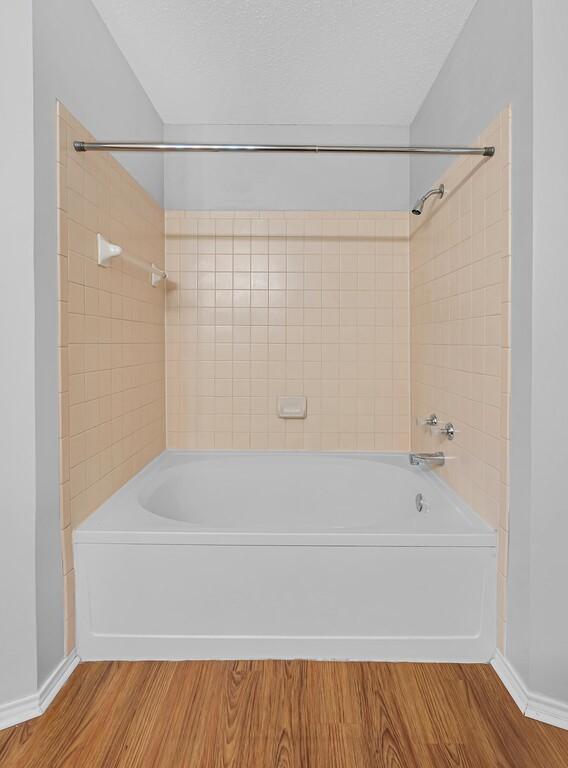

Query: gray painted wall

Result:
[0,0,39,707]
[410,0,534,687]
[530,0,568,706]
[32,0,164,686]
[164,124,410,210]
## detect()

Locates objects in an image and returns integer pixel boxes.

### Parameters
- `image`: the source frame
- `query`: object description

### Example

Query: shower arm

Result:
[412,184,445,215]
[73,141,495,156]
[420,187,443,204]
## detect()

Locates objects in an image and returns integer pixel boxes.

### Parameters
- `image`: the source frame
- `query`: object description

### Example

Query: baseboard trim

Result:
[491,651,568,731]
[491,650,529,712]
[0,651,80,730]
[525,692,568,731]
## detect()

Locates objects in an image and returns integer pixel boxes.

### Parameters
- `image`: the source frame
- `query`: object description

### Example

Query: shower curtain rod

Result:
[74,141,495,157]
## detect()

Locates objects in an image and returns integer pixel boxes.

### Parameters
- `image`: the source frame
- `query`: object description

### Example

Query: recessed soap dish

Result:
[277,396,307,419]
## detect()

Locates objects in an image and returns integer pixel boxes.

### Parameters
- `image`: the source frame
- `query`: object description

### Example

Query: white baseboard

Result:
[0,651,80,730]
[491,650,529,712]
[492,651,568,731]
[526,691,568,731]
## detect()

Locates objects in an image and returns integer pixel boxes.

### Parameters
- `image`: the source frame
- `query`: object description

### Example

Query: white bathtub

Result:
[74,451,497,662]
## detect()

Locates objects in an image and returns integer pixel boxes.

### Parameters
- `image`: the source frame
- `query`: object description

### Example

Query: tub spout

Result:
[409,452,445,467]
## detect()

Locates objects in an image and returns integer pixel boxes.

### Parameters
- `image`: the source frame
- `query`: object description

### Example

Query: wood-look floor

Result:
[1,661,567,767]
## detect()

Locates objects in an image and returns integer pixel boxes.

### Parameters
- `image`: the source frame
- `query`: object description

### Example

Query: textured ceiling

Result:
[91,0,477,125]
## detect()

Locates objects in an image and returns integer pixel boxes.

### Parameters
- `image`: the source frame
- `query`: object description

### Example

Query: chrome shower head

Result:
[411,184,445,215]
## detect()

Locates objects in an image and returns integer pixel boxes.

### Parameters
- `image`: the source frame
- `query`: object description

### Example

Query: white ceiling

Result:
[91,0,477,126]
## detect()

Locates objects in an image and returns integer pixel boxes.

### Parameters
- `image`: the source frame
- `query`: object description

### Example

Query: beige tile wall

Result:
[57,104,166,651]
[165,212,410,451]
[409,107,511,649]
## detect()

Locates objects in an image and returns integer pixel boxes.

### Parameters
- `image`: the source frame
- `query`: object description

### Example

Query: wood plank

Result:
[1,661,567,768]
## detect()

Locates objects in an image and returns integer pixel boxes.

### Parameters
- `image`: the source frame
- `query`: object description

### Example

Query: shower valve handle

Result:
[437,422,456,441]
